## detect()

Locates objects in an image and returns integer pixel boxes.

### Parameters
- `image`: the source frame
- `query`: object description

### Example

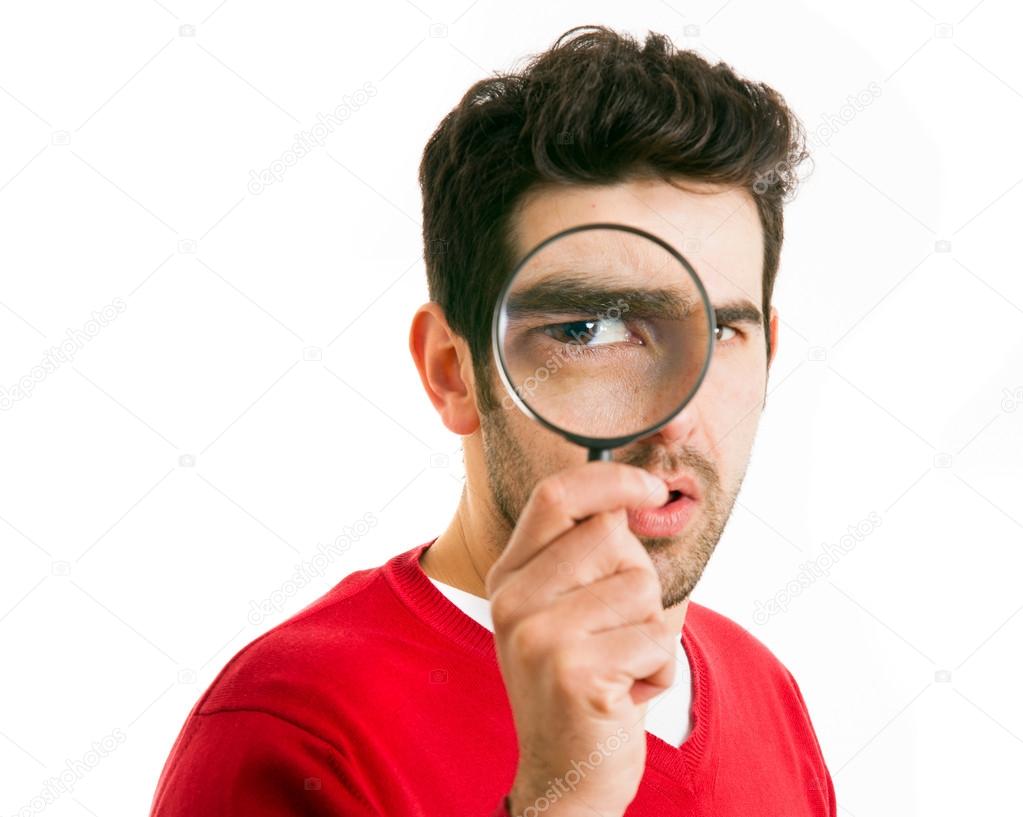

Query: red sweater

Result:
[149,540,836,816]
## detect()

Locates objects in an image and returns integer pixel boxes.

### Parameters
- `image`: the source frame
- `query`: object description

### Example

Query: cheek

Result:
[497,398,584,476]
[702,356,767,466]
[515,411,585,470]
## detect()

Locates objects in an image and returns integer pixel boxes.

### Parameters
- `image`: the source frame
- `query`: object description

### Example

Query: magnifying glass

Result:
[492,222,716,462]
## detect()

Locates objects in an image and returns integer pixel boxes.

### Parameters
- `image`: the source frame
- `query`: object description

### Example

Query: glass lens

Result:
[496,225,712,441]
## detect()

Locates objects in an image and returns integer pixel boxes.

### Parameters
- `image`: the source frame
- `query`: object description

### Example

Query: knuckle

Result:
[650,644,676,680]
[531,476,565,511]
[584,683,616,716]
[649,615,674,642]
[483,564,502,599]
[489,588,516,629]
[623,567,661,612]
[640,573,663,610]
[551,646,585,691]
[662,621,680,647]
[509,615,547,661]
[592,510,619,540]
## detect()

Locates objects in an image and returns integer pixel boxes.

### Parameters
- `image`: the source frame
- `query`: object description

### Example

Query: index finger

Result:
[492,461,667,579]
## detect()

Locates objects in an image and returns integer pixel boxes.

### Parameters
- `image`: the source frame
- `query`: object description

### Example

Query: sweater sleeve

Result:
[149,708,380,817]
[783,668,837,816]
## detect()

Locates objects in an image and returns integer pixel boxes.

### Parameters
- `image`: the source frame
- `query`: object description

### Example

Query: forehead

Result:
[509,176,764,303]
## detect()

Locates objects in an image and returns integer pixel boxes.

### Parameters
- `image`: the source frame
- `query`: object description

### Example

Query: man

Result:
[150,24,833,816]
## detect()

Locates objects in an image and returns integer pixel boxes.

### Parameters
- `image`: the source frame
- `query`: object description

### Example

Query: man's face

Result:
[475,175,775,608]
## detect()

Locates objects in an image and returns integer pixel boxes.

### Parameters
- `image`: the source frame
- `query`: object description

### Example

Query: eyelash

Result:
[541,319,648,347]
[539,320,744,350]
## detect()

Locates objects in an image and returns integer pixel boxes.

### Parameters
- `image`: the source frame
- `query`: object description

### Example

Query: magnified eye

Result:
[543,317,643,347]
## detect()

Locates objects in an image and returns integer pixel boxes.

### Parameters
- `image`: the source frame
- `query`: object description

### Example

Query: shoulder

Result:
[686,600,824,745]
[193,545,424,727]
[686,600,779,659]
[150,548,434,815]
[685,600,800,690]
[686,601,835,808]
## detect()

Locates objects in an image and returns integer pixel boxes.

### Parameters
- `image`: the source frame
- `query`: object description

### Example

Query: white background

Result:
[2,1,1022,815]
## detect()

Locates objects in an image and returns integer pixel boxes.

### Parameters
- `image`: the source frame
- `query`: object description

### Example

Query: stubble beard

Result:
[479,396,746,609]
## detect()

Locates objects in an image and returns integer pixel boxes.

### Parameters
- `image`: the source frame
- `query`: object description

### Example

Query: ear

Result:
[767,306,779,369]
[408,302,481,436]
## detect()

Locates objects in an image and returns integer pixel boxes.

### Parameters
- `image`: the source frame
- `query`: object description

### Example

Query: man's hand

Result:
[485,461,675,817]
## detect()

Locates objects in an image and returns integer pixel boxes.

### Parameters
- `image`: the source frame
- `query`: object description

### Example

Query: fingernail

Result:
[645,473,666,492]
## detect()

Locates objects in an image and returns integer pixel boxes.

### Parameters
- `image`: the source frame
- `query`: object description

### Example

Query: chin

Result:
[643,535,712,606]
[639,532,686,552]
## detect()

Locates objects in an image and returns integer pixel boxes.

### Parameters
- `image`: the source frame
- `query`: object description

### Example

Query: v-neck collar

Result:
[644,616,712,782]
[386,539,714,786]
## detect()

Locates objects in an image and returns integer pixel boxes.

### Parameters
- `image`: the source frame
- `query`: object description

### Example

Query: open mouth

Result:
[628,485,698,537]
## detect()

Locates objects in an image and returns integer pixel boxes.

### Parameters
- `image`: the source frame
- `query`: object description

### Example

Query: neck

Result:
[419,487,689,634]
[419,485,503,596]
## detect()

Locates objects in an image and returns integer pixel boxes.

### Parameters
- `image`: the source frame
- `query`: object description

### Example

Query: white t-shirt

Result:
[427,576,694,747]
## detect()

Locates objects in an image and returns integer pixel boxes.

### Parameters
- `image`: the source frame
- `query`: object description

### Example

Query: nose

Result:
[641,400,700,448]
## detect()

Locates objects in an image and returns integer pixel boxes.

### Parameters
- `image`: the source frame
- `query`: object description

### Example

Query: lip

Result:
[626,472,702,538]
[627,493,698,537]
[658,473,701,504]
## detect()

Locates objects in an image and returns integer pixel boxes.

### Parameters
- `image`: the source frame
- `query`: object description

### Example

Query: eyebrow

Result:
[504,278,764,329]
[713,299,764,328]
[504,278,699,321]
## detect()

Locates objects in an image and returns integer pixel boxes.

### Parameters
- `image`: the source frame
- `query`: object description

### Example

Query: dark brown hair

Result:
[418,25,811,411]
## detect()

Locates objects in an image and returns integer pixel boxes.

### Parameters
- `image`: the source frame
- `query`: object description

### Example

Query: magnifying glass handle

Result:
[587,448,613,462]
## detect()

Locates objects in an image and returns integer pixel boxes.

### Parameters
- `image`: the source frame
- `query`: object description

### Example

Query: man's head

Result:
[410,26,810,606]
